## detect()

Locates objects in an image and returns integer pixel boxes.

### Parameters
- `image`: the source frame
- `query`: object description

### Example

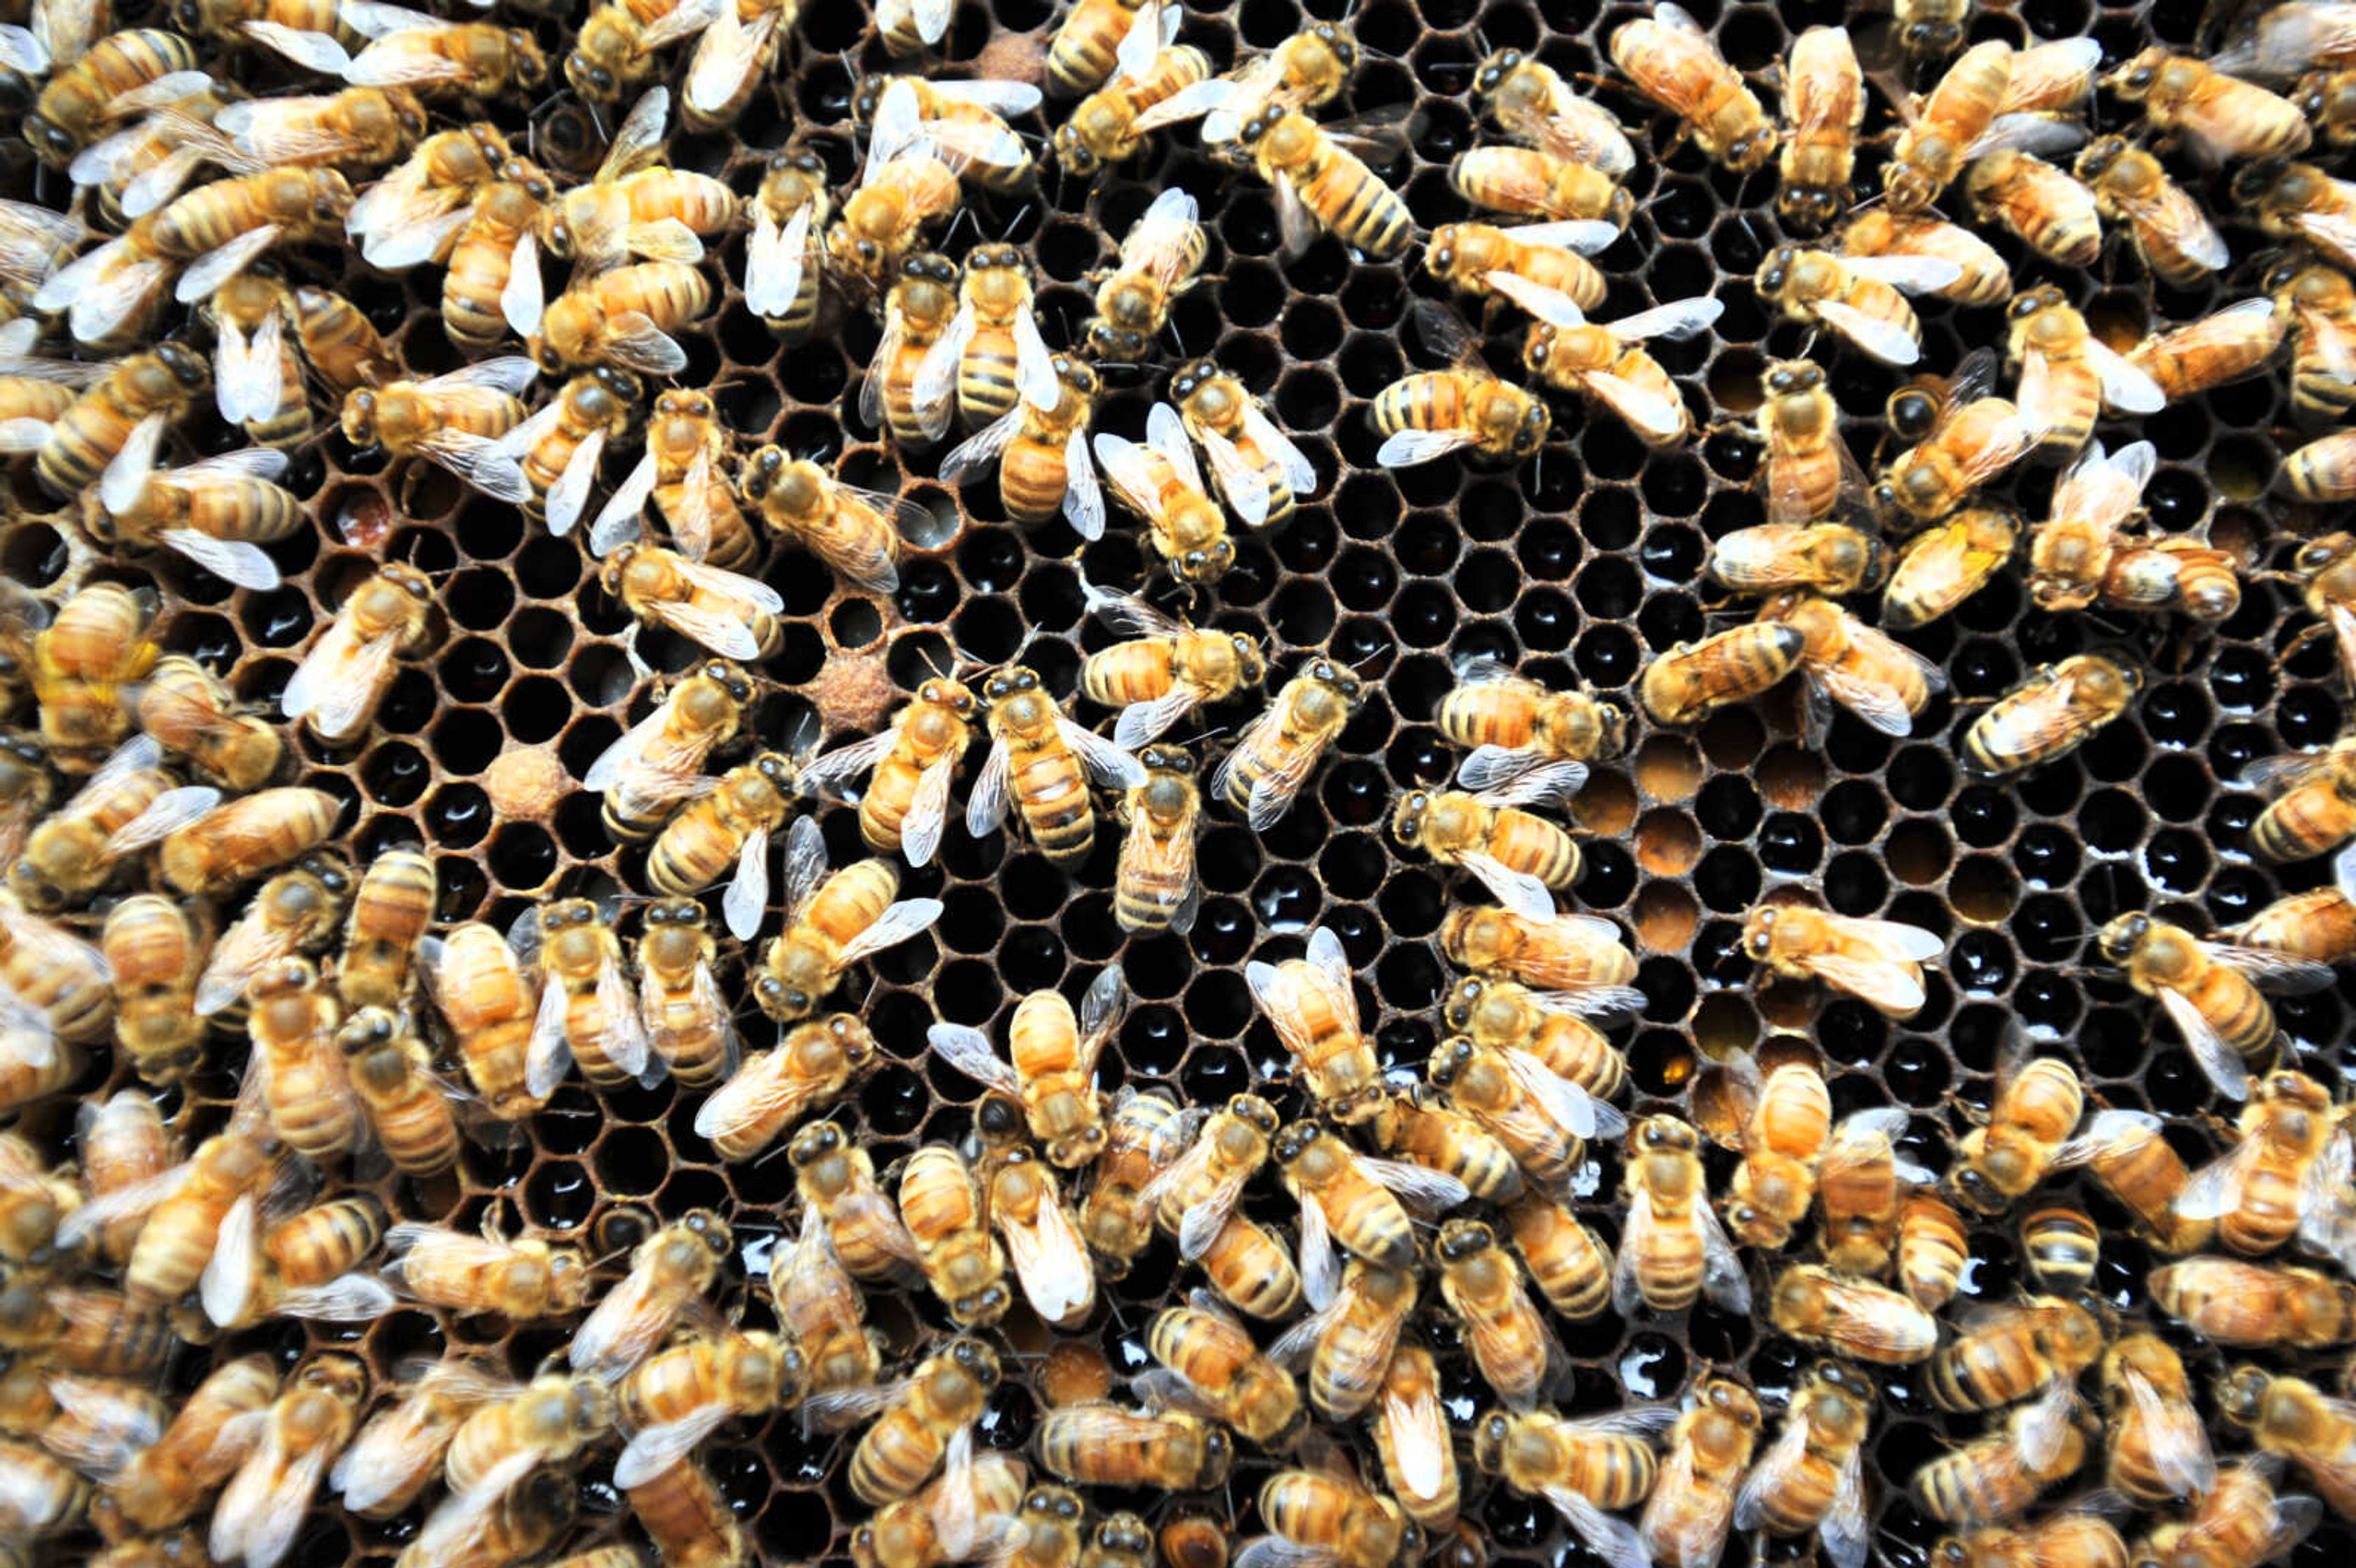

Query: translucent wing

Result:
[722,822,771,942]
[1812,298,1923,365]
[939,406,1023,484]
[280,612,400,741]
[1241,404,1317,494]
[1055,717,1149,789]
[746,199,812,321]
[614,1401,736,1489]
[1582,371,1690,447]
[964,736,1011,837]
[1147,401,1206,492]
[198,1191,258,1328]
[2175,1136,2266,1221]
[175,223,285,305]
[1000,1185,1095,1324]
[2155,985,2254,1100]
[1733,1411,1809,1531]
[1459,852,1560,921]
[834,898,944,965]
[2089,338,2168,413]
[1198,426,1272,525]
[1064,428,1105,540]
[1544,1485,1652,1568]
[2122,1359,2216,1501]
[1607,297,1723,342]
[218,311,287,428]
[901,752,961,868]
[1484,269,1587,329]
[1839,255,1965,294]
[1377,427,1480,466]
[926,1023,1022,1094]
[1820,1443,1871,1568]
[524,967,574,1099]
[163,529,282,591]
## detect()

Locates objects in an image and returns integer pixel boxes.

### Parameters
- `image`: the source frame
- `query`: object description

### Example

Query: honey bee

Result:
[828,79,961,294]
[1933,1514,2130,1568]
[1495,1194,1611,1321]
[2218,1367,2356,1516]
[1266,1256,1416,1421]
[28,337,199,502]
[1733,1364,1874,1568]
[80,417,301,592]
[1422,220,1612,324]
[426,1371,615,1558]
[1393,776,1591,918]
[341,120,512,266]
[1135,1089,1273,1253]
[206,1353,366,1568]
[418,921,541,1121]
[1055,26,1215,178]
[1884,41,2046,212]
[203,83,427,176]
[626,902,731,1092]
[773,1204,882,1397]
[2266,265,2356,426]
[815,1337,999,1505]
[274,563,433,747]
[850,1429,1028,1568]
[331,848,433,1013]
[1434,659,1620,803]
[570,1210,730,1381]
[1812,1104,1920,1274]
[1244,926,1387,1126]
[1767,28,1863,231]
[0,1278,174,1379]
[612,1327,803,1491]
[1080,190,1206,366]
[600,541,782,664]
[799,677,977,867]
[1375,305,1553,469]
[974,1096,1098,1327]
[1082,588,1264,751]
[1241,1462,1422,1568]
[2236,158,2356,275]
[1760,590,1949,739]
[850,74,1034,194]
[857,252,961,448]
[1239,106,1414,259]
[88,1353,275,1540]
[740,147,831,343]
[1470,49,1635,175]
[522,259,711,379]
[2050,1107,2212,1251]
[1047,0,1156,96]
[1039,1401,1232,1491]
[738,456,917,602]
[898,1147,1012,1328]
[1218,657,1367,826]
[588,661,754,843]
[2100,1333,2215,1507]
[340,357,535,501]
[75,1089,170,1265]
[131,654,279,791]
[1742,901,1942,1015]
[1280,1120,1468,1286]
[1961,653,2142,778]
[511,897,653,1096]
[1112,745,1204,935]
[334,1008,458,1177]
[1609,2,1775,171]
[1442,904,1640,997]
[596,390,757,568]
[2100,912,2331,1099]
[1077,1087,1191,1278]
[1735,363,1869,531]
[2011,287,2170,458]
[244,956,361,1161]
[1474,1406,1673,1568]
[1430,1220,1556,1409]
[1836,209,2011,307]
[156,786,342,899]
[2174,1069,2349,1256]
[1638,624,1809,726]
[966,663,1145,863]
[1714,1056,1834,1250]
[1366,1345,1457,1532]
[1874,397,2038,532]
[1008,1485,1085,1568]
[527,102,728,273]
[1617,1114,1752,1316]
[2279,426,2356,501]
[1928,1295,2106,1412]
[488,366,638,540]
[2072,136,2227,286]
[0,893,112,1051]
[0,1437,87,1542]
[1896,1189,1969,1309]
[755,821,941,1024]
[931,969,1121,1167]
[2228,888,2356,964]
[1712,523,1884,603]
[918,246,1058,437]
[565,5,716,106]
[1147,1293,1303,1445]
[939,353,1106,536]
[290,285,395,392]
[203,272,312,449]
[183,851,349,1022]
[644,753,799,942]
[1755,244,1960,367]
[2109,47,2310,161]
[2013,1204,2101,1297]
[791,1120,922,1280]
[1769,1265,1941,1364]
[2131,1458,2322,1568]
[201,1189,390,1330]
[1964,153,2103,268]
[1639,1380,1761,1568]
[334,9,544,99]
[23,29,205,169]
[7,734,212,912]
[1447,145,1631,229]
[1490,277,1717,447]
[2243,737,2356,870]
[672,0,797,133]
[1949,1037,2084,1215]
[1137,21,1359,145]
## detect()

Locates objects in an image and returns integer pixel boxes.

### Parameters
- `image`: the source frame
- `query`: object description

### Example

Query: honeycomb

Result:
[1,0,2352,1559]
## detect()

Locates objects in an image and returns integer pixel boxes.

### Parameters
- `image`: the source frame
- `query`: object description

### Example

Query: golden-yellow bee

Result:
[0,1435,84,1542]
[74,1089,171,1266]
[1082,189,1206,365]
[1712,523,1884,601]
[1082,589,1265,750]
[591,388,752,568]
[1093,401,1246,585]
[799,677,977,867]
[1755,244,1959,367]
[852,74,1034,193]
[1882,40,2022,210]
[0,893,111,1065]
[1770,1265,1939,1364]
[1966,152,2104,267]
[1896,1190,1968,1310]
[1267,1257,1416,1421]
[1438,656,1624,802]
[1506,1193,1612,1321]
[1742,361,1872,529]
[1873,388,2038,529]
[2075,136,2228,286]
[1638,624,1808,726]
[28,578,160,775]
[1241,1464,1420,1568]
[2237,158,2356,278]
[1038,1402,1233,1492]
[245,955,362,1163]
[335,1008,460,1178]
[1055,28,1215,178]
[612,1327,803,1493]
[434,159,553,352]
[1114,745,1204,936]
[2100,911,2331,1100]
[1617,1113,1750,1315]
[739,146,831,343]
[774,1203,882,1399]
[1836,209,2010,307]
[1639,1380,1761,1568]
[1933,1515,2129,1568]
[1248,926,1386,1126]
[940,353,1106,534]
[335,848,433,1013]
[155,786,341,899]
[331,1362,533,1520]
[2098,1333,2215,1508]
[2228,888,2356,965]
[1949,1036,2084,1215]
[1371,1346,1457,1531]
[600,540,782,664]
[1714,1055,1834,1250]
[1734,1364,1874,1568]
[791,1119,922,1281]
[691,1011,868,1162]
[132,654,279,792]
[814,1336,1000,1505]
[2057,1107,2210,1254]
[418,1370,615,1560]
[2009,286,2169,457]
[623,904,730,1091]
[200,1190,390,1331]
[325,11,543,101]
[277,561,436,748]
[1239,106,1414,259]
[1080,1087,1194,1277]
[1432,1218,1553,1409]
[6,734,214,913]
[1428,1034,1622,1189]
[965,664,1145,864]
[2109,46,2311,161]
[1136,1090,1274,1255]
[1449,144,1630,228]
[931,968,1122,1167]
[1393,778,1588,918]
[754,818,943,1023]
[1759,590,1948,739]
[898,1146,1012,1328]
[2175,1069,2349,1256]
[21,28,204,169]
[1442,904,1639,995]
[1776,27,1862,230]
[529,96,729,266]
[1609,2,1775,170]
[512,897,653,1096]
[588,661,754,843]
[186,851,348,1022]
[86,1353,274,1539]
[2278,426,2356,502]
[570,1210,730,1382]
[1471,48,1634,175]
[1928,1295,2106,1413]
[850,1429,1027,1568]
[562,0,710,103]
[1047,0,1155,94]
[84,414,301,592]
[205,1353,367,1568]
[2216,1369,2356,1521]
[1961,654,2141,779]
[645,752,799,940]
[2131,1458,2322,1568]
[2243,737,2356,870]
[1136,20,1358,145]
[828,79,963,294]
[1491,275,1719,447]
[490,366,639,540]
[1915,1380,2093,1526]
[2269,262,2356,425]
[860,251,961,447]
[1742,901,1942,1016]
[417,920,541,1121]
[197,270,313,446]
[1279,1120,1468,1286]
[1423,219,1611,321]
[739,451,920,598]
[1474,1405,1672,1568]
[973,1096,1097,1327]
[522,259,711,380]
[1216,657,1366,828]
[1147,1295,1302,1446]
[1374,306,1553,469]
[919,245,1057,437]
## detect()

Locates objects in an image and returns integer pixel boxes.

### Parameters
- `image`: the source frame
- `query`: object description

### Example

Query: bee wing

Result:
[1808,296,1923,366]
[2174,1135,2266,1221]
[920,112,1027,178]
[52,1159,191,1251]
[926,1023,1022,1094]
[407,1451,541,1568]
[1695,1189,1753,1314]
[1377,426,1485,467]
[1064,428,1106,540]
[2122,1359,2217,1501]
[1646,1441,1736,1568]
[277,1274,398,1322]
[1608,297,1725,343]
[939,405,1023,483]
[586,450,659,559]
[2087,337,2168,414]
[217,310,286,428]
[1117,788,1201,931]
[2049,1107,2163,1170]
[1838,254,1965,296]
[926,79,1041,116]
[1001,1182,1096,1325]
[866,79,926,178]
[685,4,775,123]
[1457,853,1560,921]
[750,199,815,326]
[571,1262,665,1378]
[1126,190,1205,293]
[802,1373,917,1432]
[160,529,281,592]
[1176,1169,1249,1261]
[1585,370,1693,447]
[2153,984,2254,1101]
[2303,304,2356,385]
[642,598,761,663]
[1269,168,1323,259]
[1795,948,1928,1014]
[797,728,899,802]
[914,300,976,421]
[279,611,401,742]
[964,735,1013,838]
[1378,1366,1450,1494]
[1963,112,2087,161]
[1114,0,1176,82]
[101,782,220,858]
[1732,1410,1809,1530]
[1360,1155,1470,1212]
[2198,941,2335,993]
[1542,1484,1653,1568]
[1182,423,1271,527]
[1054,716,1149,790]
[882,747,958,868]
[1147,401,1207,493]
[197,1191,259,1328]
[1484,269,1588,329]
[1455,744,1547,793]
[773,813,830,921]
[614,1400,737,1491]
[1820,1443,1871,1568]
[715,821,772,942]
[175,223,285,306]
[836,897,944,966]
[1499,1046,1623,1143]
[600,950,655,1083]
[414,429,533,504]
[522,966,575,1101]
[2014,1380,2081,1472]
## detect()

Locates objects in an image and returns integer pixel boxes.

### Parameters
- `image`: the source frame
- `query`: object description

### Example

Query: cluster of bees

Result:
[6,0,2356,1561]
